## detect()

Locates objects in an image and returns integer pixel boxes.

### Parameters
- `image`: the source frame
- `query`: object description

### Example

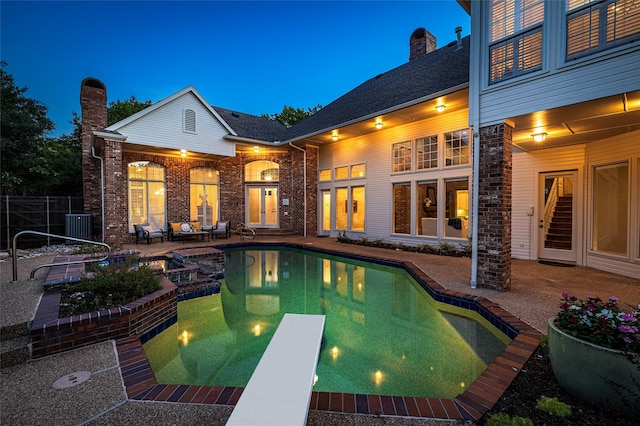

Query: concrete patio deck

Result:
[1,235,638,425]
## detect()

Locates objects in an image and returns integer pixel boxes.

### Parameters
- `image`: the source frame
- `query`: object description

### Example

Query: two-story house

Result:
[457,0,640,288]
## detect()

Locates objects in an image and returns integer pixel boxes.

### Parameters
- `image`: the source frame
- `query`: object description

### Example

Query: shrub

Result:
[535,396,572,417]
[60,255,161,317]
[486,412,533,426]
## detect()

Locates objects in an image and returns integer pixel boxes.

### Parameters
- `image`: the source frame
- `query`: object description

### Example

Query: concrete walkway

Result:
[1,235,638,425]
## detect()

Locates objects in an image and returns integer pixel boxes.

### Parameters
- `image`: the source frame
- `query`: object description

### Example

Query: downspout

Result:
[91,143,105,242]
[288,142,307,237]
[468,11,480,289]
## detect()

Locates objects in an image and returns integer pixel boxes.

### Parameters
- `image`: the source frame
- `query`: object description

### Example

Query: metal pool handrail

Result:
[11,230,111,282]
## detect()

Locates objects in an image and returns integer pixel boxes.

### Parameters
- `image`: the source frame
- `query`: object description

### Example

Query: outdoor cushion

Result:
[191,221,201,231]
[170,222,182,233]
[180,222,192,232]
[216,222,226,231]
[142,225,156,235]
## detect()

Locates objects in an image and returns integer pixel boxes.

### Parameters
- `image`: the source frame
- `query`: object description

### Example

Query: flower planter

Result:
[548,317,639,409]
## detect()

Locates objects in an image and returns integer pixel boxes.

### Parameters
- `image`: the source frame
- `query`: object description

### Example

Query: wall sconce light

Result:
[435,104,446,113]
[253,146,260,152]
[180,149,187,157]
[332,133,339,141]
[532,132,547,143]
[375,121,383,129]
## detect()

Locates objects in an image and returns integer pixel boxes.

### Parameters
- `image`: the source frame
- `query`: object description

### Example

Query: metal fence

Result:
[1,196,84,250]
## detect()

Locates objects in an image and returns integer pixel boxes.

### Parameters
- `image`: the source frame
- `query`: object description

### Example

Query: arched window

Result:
[128,162,166,230]
[245,160,279,182]
[190,167,219,226]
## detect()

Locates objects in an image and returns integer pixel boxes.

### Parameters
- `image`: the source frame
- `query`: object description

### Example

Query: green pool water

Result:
[143,247,510,399]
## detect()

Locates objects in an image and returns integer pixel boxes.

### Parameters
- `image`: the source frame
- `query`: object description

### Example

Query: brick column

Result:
[103,138,127,245]
[304,146,319,236]
[477,122,512,291]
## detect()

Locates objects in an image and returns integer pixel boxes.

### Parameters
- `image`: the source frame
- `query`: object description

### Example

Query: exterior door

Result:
[539,171,578,263]
[247,186,278,228]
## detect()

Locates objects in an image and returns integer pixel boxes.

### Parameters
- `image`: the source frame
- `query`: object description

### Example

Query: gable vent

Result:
[184,108,196,133]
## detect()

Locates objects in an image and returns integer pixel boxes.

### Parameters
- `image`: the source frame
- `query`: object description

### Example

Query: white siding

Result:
[318,109,471,244]
[584,131,640,279]
[474,0,640,126]
[115,92,235,156]
[512,145,585,260]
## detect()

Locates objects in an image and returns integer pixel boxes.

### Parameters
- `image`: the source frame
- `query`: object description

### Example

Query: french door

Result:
[247,186,278,228]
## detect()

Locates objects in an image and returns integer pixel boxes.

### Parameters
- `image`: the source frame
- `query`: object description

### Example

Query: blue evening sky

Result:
[1,1,470,137]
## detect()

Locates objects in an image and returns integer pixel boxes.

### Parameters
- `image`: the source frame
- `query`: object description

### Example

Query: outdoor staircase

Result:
[545,196,573,250]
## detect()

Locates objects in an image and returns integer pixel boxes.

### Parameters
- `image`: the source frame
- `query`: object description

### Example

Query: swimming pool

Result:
[143,247,510,399]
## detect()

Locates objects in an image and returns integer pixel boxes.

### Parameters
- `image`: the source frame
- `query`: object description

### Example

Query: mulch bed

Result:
[479,345,638,425]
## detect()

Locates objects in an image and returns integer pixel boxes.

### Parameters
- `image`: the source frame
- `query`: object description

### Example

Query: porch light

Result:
[375,121,383,129]
[332,133,339,141]
[253,146,260,152]
[532,132,547,143]
[180,149,187,157]
[435,104,446,112]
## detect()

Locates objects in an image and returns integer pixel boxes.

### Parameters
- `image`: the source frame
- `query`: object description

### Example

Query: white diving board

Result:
[226,313,325,426]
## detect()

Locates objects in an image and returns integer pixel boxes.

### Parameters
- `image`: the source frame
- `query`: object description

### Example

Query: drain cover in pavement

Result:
[53,371,91,389]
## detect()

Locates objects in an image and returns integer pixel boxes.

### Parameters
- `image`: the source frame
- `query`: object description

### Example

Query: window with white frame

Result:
[351,163,366,178]
[335,166,349,180]
[444,129,471,166]
[489,0,544,84]
[319,169,331,181]
[566,0,640,60]
[592,161,628,255]
[128,162,166,230]
[392,141,412,172]
[417,135,438,170]
[393,183,411,234]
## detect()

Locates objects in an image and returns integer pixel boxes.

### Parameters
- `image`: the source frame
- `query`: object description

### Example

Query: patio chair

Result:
[211,220,231,239]
[134,223,164,245]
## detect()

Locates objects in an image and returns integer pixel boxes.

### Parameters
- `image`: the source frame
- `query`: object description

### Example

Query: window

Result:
[184,108,196,133]
[417,181,438,236]
[335,166,348,180]
[592,162,628,255]
[336,188,348,229]
[489,0,544,83]
[128,162,166,230]
[392,141,412,172]
[190,167,219,227]
[417,135,438,170]
[444,129,470,166]
[245,160,279,182]
[444,179,469,238]
[319,169,331,181]
[393,183,411,234]
[351,186,365,231]
[566,0,640,60]
[351,164,366,178]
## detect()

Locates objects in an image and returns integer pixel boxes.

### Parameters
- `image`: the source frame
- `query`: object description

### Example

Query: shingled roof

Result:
[214,35,470,143]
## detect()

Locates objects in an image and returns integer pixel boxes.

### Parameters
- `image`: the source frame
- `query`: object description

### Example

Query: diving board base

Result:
[226,313,325,426]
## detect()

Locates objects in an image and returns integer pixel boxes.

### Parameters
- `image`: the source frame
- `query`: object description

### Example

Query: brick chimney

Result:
[80,78,107,236]
[409,28,437,61]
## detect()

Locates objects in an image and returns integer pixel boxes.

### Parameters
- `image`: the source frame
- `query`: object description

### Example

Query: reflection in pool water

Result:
[143,248,510,399]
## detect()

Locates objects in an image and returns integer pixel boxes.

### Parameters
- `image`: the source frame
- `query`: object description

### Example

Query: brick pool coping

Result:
[115,243,543,422]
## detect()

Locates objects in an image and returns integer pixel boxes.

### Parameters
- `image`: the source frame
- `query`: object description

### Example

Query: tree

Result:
[108,96,152,126]
[1,62,55,196]
[262,104,322,128]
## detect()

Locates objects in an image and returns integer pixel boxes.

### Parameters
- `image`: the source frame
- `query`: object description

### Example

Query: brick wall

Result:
[80,78,107,238]
[476,123,512,291]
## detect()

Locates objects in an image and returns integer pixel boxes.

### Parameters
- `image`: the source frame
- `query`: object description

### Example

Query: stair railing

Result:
[543,179,560,240]
[11,230,111,282]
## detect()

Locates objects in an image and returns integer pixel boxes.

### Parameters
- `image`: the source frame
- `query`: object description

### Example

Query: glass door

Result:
[321,190,331,234]
[247,186,279,228]
[539,171,578,263]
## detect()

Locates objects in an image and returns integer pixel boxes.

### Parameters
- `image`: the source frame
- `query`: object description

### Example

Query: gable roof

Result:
[105,85,237,136]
